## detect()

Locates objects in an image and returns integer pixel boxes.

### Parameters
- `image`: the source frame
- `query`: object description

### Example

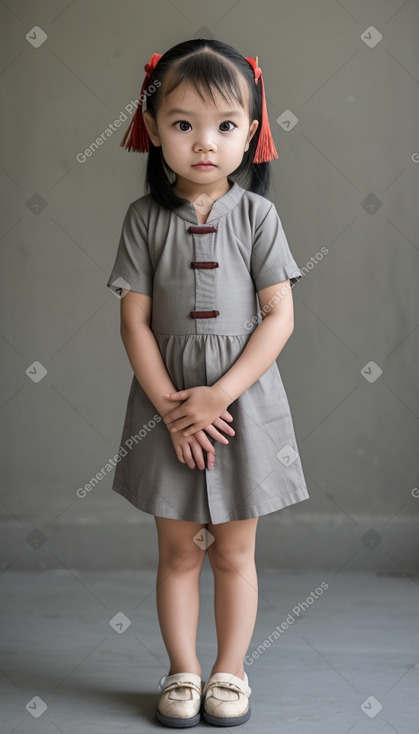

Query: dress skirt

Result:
[111,331,309,525]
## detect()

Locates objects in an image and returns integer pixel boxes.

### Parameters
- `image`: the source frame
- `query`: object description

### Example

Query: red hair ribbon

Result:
[120,52,162,153]
[244,56,278,163]
[120,52,278,164]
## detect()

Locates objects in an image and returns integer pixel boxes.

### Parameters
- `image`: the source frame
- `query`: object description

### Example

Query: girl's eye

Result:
[175,121,191,132]
[173,121,236,132]
[219,121,236,132]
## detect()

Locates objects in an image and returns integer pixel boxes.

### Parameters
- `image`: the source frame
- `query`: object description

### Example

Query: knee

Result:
[159,540,206,573]
[207,542,255,573]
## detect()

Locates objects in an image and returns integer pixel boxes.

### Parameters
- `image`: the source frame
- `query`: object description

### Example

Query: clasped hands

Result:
[162,385,234,471]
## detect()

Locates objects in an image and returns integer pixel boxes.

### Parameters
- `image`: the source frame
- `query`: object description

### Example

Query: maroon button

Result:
[190,261,219,269]
[187,225,218,234]
[190,310,220,319]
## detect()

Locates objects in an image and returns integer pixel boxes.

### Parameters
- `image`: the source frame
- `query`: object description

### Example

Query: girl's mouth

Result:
[193,162,216,169]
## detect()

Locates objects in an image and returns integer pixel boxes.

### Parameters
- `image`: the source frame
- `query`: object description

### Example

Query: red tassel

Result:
[121,52,278,163]
[244,56,278,163]
[120,52,162,152]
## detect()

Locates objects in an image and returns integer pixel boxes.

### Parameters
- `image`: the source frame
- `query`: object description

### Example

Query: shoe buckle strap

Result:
[163,680,202,696]
[205,679,250,696]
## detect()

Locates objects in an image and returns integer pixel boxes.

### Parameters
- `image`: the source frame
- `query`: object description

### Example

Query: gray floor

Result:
[1,565,418,733]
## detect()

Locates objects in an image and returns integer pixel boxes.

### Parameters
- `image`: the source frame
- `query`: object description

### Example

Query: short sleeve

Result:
[251,203,303,292]
[106,202,153,298]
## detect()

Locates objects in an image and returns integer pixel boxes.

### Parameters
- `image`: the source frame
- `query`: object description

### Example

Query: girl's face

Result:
[143,76,259,193]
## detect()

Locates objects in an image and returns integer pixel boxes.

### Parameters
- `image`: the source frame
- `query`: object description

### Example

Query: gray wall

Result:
[1,0,418,572]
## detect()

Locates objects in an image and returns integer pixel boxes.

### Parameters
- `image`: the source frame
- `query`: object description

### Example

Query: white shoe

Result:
[156,672,204,728]
[202,671,252,726]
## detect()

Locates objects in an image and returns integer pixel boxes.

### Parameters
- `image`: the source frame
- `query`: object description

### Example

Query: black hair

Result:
[137,39,273,209]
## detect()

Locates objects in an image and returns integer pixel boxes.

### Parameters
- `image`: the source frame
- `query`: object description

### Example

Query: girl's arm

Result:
[212,280,295,406]
[119,290,233,445]
[163,280,295,435]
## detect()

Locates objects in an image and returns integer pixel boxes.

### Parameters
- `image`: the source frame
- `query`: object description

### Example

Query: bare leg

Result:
[154,516,207,676]
[206,517,259,681]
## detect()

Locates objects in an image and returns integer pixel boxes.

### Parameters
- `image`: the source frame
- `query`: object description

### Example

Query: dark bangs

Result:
[163,52,247,115]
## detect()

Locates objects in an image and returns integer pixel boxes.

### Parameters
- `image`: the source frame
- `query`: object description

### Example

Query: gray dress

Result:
[106,180,310,525]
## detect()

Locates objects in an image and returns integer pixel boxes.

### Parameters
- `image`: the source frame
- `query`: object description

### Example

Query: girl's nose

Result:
[194,139,217,153]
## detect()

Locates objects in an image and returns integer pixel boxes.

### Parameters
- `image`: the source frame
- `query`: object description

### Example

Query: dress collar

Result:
[172,180,245,224]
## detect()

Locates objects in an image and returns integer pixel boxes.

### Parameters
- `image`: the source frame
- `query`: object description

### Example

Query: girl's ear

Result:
[143,111,161,147]
[244,119,259,152]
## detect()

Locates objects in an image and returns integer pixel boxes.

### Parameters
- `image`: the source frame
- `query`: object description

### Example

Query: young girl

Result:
[107,38,310,728]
